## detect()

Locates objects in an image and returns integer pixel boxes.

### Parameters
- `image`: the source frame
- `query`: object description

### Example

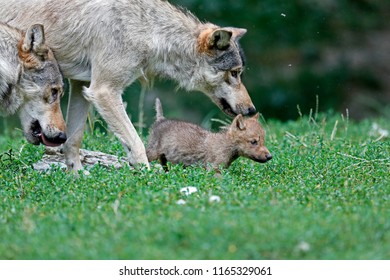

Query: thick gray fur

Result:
[0,0,255,171]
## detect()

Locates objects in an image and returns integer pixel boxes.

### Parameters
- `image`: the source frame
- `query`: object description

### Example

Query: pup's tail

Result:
[155,98,165,121]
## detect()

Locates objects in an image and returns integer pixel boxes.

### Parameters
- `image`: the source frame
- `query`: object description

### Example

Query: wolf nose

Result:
[266,154,273,161]
[55,132,67,144]
[246,106,257,116]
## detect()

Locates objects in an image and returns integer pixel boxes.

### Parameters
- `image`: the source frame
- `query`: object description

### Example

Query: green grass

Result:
[0,113,389,259]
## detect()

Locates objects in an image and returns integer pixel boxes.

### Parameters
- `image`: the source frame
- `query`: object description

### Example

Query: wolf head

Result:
[195,27,256,117]
[17,24,67,146]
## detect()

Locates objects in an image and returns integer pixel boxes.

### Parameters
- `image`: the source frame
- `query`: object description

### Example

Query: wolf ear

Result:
[232,114,246,130]
[22,24,48,57]
[209,29,232,51]
[231,28,247,40]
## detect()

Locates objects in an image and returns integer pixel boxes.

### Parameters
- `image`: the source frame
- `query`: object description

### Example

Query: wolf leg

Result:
[63,79,90,172]
[83,83,150,169]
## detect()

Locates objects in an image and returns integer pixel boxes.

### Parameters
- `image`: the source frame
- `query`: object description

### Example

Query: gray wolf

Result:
[0,0,255,172]
[147,98,272,171]
[0,23,66,146]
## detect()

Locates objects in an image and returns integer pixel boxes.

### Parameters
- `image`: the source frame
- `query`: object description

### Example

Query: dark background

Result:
[2,0,389,135]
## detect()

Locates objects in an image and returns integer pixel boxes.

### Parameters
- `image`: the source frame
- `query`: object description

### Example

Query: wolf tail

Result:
[155,98,165,121]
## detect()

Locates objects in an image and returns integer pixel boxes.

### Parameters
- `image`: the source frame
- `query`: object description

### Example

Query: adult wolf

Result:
[0,23,66,146]
[0,0,255,171]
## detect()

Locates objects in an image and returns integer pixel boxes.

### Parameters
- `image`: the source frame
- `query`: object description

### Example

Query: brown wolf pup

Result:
[0,23,66,146]
[147,98,272,171]
[0,0,255,172]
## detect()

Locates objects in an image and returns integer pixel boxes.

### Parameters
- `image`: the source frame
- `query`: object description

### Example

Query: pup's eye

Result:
[250,139,258,145]
[230,70,239,78]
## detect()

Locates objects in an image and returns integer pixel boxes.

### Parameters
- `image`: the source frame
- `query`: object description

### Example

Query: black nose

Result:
[266,154,273,161]
[246,106,257,116]
[54,132,67,144]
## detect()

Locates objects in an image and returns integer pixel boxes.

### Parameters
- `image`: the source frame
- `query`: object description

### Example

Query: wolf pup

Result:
[0,23,66,146]
[147,98,272,171]
[1,0,255,172]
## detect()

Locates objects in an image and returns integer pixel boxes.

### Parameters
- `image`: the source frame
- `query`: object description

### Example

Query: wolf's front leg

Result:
[83,83,150,169]
[63,80,90,173]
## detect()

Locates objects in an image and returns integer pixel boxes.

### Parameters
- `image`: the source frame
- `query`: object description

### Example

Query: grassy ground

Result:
[0,112,389,260]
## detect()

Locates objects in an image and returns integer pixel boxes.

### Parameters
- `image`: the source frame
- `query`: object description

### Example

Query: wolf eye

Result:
[230,70,239,78]
[250,139,258,145]
[51,88,58,99]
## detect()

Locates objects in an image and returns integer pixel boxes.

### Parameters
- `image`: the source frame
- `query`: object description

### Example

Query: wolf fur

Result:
[0,0,255,171]
[147,98,272,171]
[0,23,66,146]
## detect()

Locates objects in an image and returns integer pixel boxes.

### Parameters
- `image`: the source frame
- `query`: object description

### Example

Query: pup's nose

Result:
[246,106,257,116]
[266,154,273,161]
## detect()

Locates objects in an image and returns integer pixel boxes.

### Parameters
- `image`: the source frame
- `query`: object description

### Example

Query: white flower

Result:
[296,241,311,252]
[370,123,389,139]
[176,199,186,205]
[209,195,221,203]
[180,186,197,196]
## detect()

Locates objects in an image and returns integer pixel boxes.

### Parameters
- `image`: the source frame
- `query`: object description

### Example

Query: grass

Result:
[0,112,389,260]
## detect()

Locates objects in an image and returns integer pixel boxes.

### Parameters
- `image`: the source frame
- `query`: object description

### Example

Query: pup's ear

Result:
[232,114,246,130]
[208,29,232,51]
[252,112,260,120]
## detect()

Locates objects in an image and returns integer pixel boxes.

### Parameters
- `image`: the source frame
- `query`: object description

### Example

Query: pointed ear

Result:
[231,28,247,40]
[252,112,260,120]
[208,29,232,51]
[22,24,48,56]
[232,114,246,130]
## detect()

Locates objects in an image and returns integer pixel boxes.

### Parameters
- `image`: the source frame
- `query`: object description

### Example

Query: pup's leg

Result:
[159,154,168,171]
[63,79,90,172]
[84,82,150,169]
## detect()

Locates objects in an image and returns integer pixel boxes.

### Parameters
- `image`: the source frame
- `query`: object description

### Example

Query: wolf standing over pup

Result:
[0,0,255,172]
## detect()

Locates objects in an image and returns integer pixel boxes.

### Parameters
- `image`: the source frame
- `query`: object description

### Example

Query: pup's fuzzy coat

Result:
[147,98,272,171]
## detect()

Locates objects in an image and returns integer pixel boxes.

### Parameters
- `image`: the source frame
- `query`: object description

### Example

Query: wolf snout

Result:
[53,132,67,144]
[245,106,257,116]
[33,121,67,147]
[44,131,67,145]
[39,131,67,147]
[220,98,257,117]
[235,103,257,116]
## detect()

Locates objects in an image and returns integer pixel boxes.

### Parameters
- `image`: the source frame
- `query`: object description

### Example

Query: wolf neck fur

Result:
[0,27,24,115]
[139,2,213,91]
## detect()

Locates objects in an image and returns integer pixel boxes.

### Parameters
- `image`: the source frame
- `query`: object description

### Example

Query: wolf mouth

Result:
[31,120,65,147]
[219,98,236,117]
